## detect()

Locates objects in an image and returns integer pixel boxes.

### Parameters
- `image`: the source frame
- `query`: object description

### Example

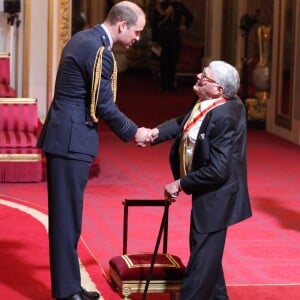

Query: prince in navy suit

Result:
[37,2,149,299]
[151,61,252,299]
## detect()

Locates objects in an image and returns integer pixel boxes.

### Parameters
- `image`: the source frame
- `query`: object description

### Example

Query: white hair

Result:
[208,61,240,98]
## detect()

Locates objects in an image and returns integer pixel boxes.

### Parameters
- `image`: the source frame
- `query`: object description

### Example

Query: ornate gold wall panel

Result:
[47,0,72,108]
[57,0,72,53]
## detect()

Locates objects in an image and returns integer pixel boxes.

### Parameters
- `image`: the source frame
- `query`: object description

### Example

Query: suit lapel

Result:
[199,112,211,135]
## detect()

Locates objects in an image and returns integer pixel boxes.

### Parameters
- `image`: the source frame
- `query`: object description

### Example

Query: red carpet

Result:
[0,196,104,299]
[0,198,50,299]
[0,72,300,299]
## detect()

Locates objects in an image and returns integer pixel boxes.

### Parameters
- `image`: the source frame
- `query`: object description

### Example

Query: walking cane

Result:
[142,200,170,300]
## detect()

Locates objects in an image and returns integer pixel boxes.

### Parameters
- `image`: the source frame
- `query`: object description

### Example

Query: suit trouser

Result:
[179,224,228,300]
[46,154,91,298]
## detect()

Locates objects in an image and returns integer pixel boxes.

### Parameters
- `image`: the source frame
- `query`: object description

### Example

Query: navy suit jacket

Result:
[154,96,252,233]
[37,25,138,162]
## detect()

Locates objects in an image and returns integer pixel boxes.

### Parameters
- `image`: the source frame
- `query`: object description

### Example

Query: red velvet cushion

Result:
[0,102,38,132]
[0,131,38,148]
[109,253,185,281]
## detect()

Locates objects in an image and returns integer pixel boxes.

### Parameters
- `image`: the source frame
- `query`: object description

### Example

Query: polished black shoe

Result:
[57,288,100,300]
[81,287,100,299]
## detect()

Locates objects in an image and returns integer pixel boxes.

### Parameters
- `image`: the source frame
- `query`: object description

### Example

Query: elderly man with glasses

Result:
[150,60,252,299]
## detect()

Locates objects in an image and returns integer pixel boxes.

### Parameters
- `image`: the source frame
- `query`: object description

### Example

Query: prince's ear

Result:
[119,20,127,33]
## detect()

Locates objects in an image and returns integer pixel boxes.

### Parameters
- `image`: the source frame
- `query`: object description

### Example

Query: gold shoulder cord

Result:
[90,47,118,123]
[111,51,118,103]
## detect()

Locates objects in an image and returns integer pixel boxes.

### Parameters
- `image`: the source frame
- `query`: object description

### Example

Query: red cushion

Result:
[0,102,38,132]
[109,253,185,281]
[0,131,38,148]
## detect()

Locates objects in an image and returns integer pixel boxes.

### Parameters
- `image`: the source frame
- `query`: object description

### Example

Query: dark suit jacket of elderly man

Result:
[38,24,138,161]
[154,96,252,233]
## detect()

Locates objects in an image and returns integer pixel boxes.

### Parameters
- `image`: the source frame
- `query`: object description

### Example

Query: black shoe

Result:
[57,289,100,300]
[81,287,100,299]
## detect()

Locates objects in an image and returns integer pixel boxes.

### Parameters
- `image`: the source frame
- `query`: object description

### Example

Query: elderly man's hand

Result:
[164,179,181,201]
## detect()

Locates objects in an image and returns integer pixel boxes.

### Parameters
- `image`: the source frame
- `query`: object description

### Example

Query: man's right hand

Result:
[134,127,159,147]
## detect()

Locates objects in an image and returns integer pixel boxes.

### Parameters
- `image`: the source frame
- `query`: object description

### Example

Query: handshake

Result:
[134,127,159,147]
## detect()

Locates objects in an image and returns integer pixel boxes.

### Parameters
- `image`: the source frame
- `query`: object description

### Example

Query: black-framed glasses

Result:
[200,68,219,84]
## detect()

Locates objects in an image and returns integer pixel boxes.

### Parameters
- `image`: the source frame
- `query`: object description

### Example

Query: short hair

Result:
[208,61,240,98]
[106,1,144,28]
